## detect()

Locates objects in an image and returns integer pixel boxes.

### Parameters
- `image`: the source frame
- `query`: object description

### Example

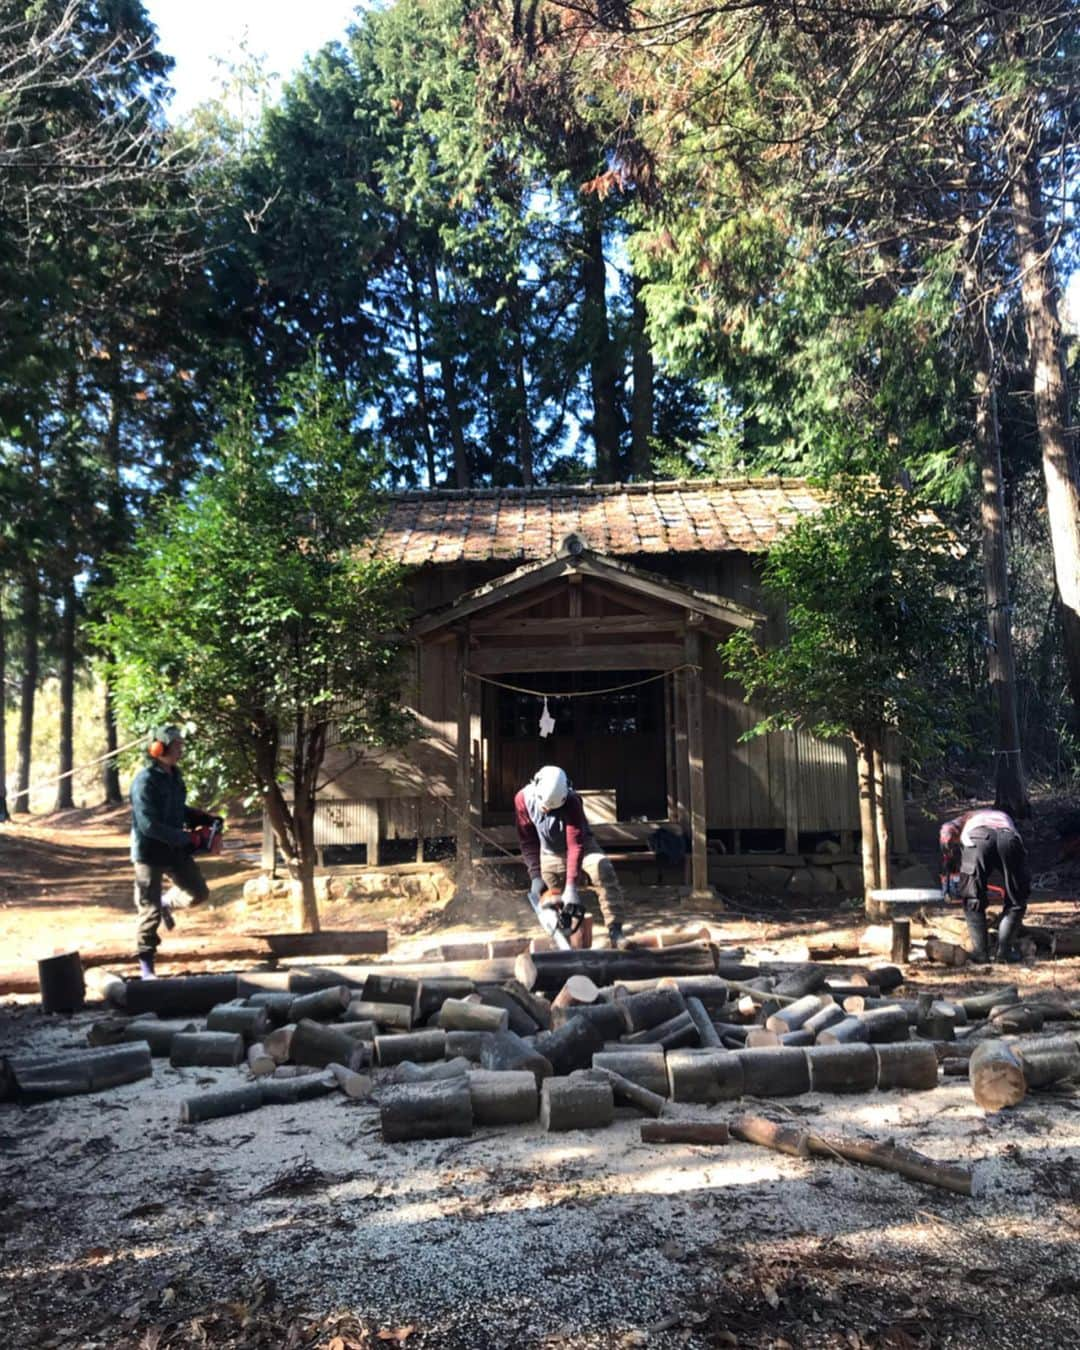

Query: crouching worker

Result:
[131,725,221,978]
[515,765,626,947]
[940,807,1031,965]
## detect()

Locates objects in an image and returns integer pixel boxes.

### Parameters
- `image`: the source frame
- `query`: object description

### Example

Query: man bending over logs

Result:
[940,808,1031,965]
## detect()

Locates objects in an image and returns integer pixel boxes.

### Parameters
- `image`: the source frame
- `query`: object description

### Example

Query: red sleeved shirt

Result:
[514,787,592,885]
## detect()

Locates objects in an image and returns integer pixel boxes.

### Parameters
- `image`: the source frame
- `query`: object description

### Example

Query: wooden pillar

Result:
[261,812,276,877]
[456,630,475,897]
[673,668,690,833]
[885,732,908,855]
[783,730,799,856]
[664,673,677,822]
[685,628,711,898]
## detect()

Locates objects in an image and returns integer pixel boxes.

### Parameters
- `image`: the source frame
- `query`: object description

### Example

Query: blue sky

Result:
[144,1,365,119]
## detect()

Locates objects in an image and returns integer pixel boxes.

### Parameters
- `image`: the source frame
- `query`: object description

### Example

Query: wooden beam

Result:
[470,615,683,636]
[456,630,474,895]
[685,630,710,896]
[470,644,683,674]
[574,557,762,630]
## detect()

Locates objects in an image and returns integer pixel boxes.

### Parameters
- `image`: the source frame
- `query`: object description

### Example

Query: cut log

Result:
[891,919,911,965]
[805,1130,973,1196]
[126,973,239,1017]
[540,1076,614,1131]
[926,937,968,968]
[374,1029,446,1068]
[380,1077,473,1142]
[438,998,509,1034]
[592,1049,669,1096]
[807,940,861,961]
[990,1006,1044,1035]
[360,974,419,1007]
[169,1031,245,1068]
[551,975,601,1012]
[866,965,905,992]
[969,1040,1027,1111]
[960,987,1020,1018]
[345,1000,412,1031]
[3,1042,152,1100]
[736,1047,811,1097]
[874,1042,939,1091]
[38,951,85,1014]
[772,965,828,1000]
[124,1018,197,1057]
[500,980,552,1030]
[641,1120,729,1145]
[335,1021,377,1042]
[711,1021,749,1042]
[382,1057,471,1085]
[244,992,295,1026]
[328,1062,373,1099]
[744,1029,781,1048]
[1018,1042,1080,1089]
[287,986,352,1022]
[815,1016,868,1045]
[623,1009,696,1047]
[730,1113,810,1157]
[805,1043,877,1094]
[247,1042,277,1078]
[553,1002,629,1042]
[766,994,829,1036]
[467,1069,539,1125]
[516,944,717,995]
[1051,931,1080,957]
[942,1058,970,1076]
[413,977,478,1022]
[259,1072,337,1106]
[258,930,388,959]
[445,1030,494,1062]
[532,1017,604,1076]
[86,968,129,1007]
[87,1016,134,1047]
[682,997,720,1049]
[916,1002,956,1042]
[180,1084,265,1124]
[488,937,531,959]
[656,976,731,1009]
[666,1048,744,1103]
[206,1004,270,1042]
[802,1003,846,1039]
[625,926,711,949]
[480,1030,552,1085]
[476,986,540,1037]
[264,1023,296,1064]
[291,1019,367,1071]
[620,987,688,1033]
[576,1066,665,1117]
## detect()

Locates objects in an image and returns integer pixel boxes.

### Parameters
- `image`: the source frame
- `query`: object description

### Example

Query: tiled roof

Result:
[377,479,827,566]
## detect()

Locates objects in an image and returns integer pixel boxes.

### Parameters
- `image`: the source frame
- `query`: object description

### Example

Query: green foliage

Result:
[723,477,965,763]
[95,356,413,806]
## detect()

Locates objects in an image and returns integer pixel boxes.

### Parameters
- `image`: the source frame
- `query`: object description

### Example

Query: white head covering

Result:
[533,765,569,810]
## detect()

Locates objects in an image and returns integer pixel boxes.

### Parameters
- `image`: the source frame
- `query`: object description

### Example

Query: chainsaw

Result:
[525,886,587,951]
[190,817,224,856]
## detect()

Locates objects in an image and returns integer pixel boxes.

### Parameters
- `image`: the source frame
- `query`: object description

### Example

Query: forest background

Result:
[2,0,1079,826]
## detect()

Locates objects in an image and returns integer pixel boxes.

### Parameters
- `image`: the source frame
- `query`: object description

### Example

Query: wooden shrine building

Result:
[291,480,906,896]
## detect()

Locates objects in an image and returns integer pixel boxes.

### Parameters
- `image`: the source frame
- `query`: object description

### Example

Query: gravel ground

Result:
[4,995,1080,1350]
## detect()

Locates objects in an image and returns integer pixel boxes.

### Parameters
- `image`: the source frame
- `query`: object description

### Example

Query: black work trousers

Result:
[959,826,1031,918]
[134,854,209,955]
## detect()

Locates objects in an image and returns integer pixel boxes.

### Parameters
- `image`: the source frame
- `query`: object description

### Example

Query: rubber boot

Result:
[964,911,990,965]
[995,911,1023,964]
[607,921,624,949]
[138,952,156,980]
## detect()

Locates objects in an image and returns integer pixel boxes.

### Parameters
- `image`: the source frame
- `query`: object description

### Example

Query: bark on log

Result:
[380,1077,473,1141]
[656,976,731,1009]
[516,944,717,994]
[730,1113,810,1157]
[623,1009,696,1047]
[360,974,419,1007]
[805,1130,973,1196]
[374,1029,446,1068]
[500,980,552,1030]
[766,995,829,1036]
[960,987,1020,1018]
[916,1003,957,1042]
[445,1030,494,1061]
[553,1002,629,1041]
[736,1047,811,1097]
[592,1049,669,1096]
[532,1017,604,1076]
[745,1029,781,1048]
[259,1072,338,1107]
[773,965,828,999]
[345,1000,413,1031]
[180,1084,265,1124]
[540,1076,614,1131]
[288,986,352,1022]
[480,1030,552,1085]
[1019,1042,1080,1089]
[87,1016,133,1047]
[476,986,540,1037]
[467,1069,539,1125]
[891,920,911,965]
[625,926,711,949]
[551,975,601,1012]
[291,1019,367,1070]
[805,1043,877,1094]
[206,1004,271,1042]
[169,1032,245,1068]
[990,1006,1044,1035]
[438,998,509,1034]
[926,937,968,968]
[802,1003,846,1039]
[126,974,239,1017]
[875,1042,939,1091]
[124,1018,197,1057]
[815,1016,869,1045]
[413,978,477,1022]
[244,992,295,1026]
[328,1063,373,1099]
[666,1048,744,1103]
[247,1042,277,1077]
[969,1040,1027,1111]
[866,965,905,992]
[3,1042,152,1100]
[641,1120,729,1145]
[686,997,722,1047]
[335,1021,377,1042]
[576,1066,665,1117]
[620,987,688,1033]
[711,1021,749,1042]
[381,1057,471,1085]
[38,951,85,1014]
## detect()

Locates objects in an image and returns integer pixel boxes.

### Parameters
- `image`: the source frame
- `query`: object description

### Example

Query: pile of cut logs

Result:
[5,940,1078,1146]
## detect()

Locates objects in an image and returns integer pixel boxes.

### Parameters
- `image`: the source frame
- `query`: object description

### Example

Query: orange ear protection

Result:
[149,740,167,759]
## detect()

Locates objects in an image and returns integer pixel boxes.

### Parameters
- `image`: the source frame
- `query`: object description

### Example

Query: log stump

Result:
[380,1077,473,1142]
[736,1047,810,1097]
[666,1048,744,1103]
[169,1031,245,1068]
[874,1042,939,1091]
[540,1076,614,1131]
[806,1043,877,1094]
[969,1040,1027,1111]
[38,951,85,1014]
[467,1069,538,1125]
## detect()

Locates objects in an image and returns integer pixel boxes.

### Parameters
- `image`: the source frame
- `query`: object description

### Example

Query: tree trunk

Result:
[872,743,891,889]
[629,274,654,480]
[102,682,122,805]
[13,567,40,814]
[289,792,321,934]
[509,275,533,486]
[407,258,438,489]
[581,204,621,480]
[427,258,470,488]
[854,738,880,902]
[0,588,8,822]
[1001,101,1080,713]
[55,573,77,811]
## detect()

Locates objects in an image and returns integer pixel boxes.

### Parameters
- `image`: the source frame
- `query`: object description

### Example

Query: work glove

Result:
[529,875,546,903]
[560,884,584,921]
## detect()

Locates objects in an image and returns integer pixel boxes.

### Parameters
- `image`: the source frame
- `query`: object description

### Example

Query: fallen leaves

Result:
[376,1327,415,1344]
